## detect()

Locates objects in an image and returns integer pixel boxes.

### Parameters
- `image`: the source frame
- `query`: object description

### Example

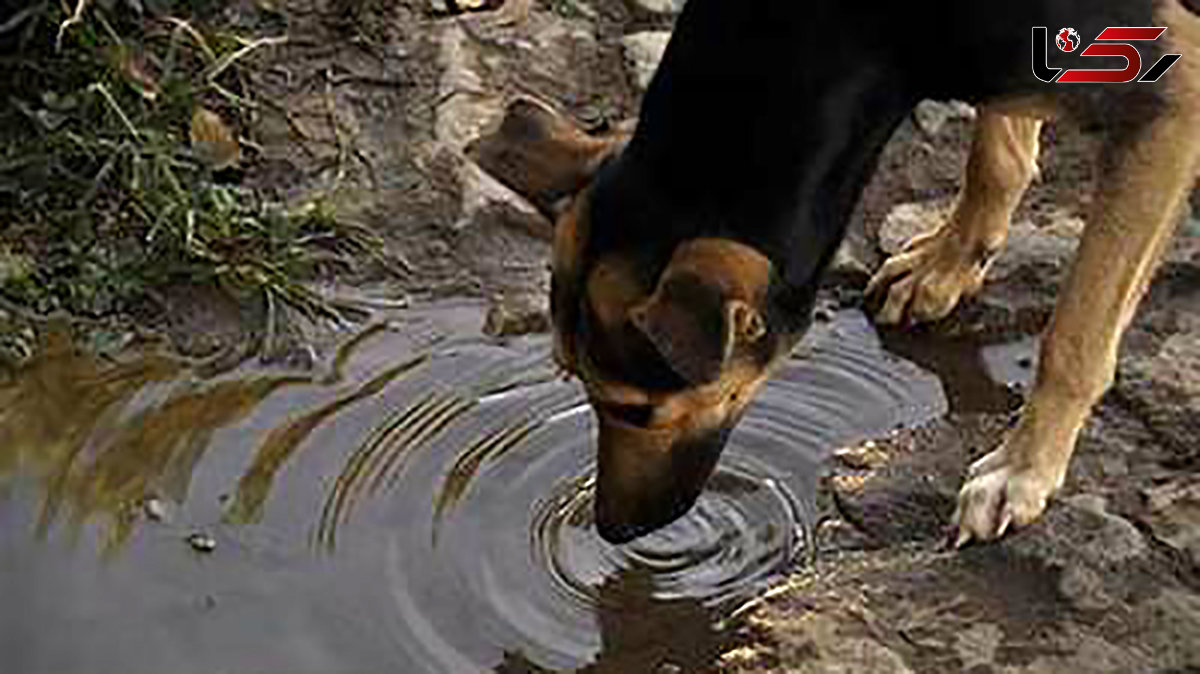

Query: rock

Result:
[998,495,1149,611]
[436,24,505,153]
[143,497,168,522]
[483,294,551,337]
[877,200,948,256]
[953,623,1001,671]
[186,532,217,553]
[814,517,873,551]
[825,424,962,548]
[1042,494,1148,566]
[455,150,553,236]
[824,241,873,287]
[739,608,914,674]
[911,100,976,137]
[631,0,677,13]
[833,440,889,470]
[1117,333,1200,464]
[621,32,672,91]
[1140,477,1200,571]
[989,213,1082,282]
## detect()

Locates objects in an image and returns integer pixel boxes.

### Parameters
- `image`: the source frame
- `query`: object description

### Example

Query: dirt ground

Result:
[7,0,1200,671]
[400,3,1200,671]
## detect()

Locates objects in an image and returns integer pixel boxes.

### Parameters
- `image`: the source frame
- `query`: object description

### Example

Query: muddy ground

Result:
[403,2,1200,671]
[6,0,1200,671]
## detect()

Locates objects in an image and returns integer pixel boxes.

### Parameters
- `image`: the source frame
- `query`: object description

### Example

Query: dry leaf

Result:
[115,47,160,101]
[190,107,241,170]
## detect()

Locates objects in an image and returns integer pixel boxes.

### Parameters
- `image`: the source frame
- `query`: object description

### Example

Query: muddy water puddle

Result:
[0,301,1032,673]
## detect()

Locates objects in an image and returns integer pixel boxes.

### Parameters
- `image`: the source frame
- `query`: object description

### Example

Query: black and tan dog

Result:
[472,0,1200,545]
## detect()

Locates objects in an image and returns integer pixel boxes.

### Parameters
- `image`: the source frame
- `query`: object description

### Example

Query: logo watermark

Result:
[1033,26,1182,83]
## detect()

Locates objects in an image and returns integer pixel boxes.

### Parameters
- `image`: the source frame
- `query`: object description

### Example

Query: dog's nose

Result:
[593,419,732,544]
[594,519,649,545]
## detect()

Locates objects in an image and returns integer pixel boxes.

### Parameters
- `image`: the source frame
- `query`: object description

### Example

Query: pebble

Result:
[621,32,672,91]
[143,497,168,522]
[631,0,676,13]
[187,532,217,553]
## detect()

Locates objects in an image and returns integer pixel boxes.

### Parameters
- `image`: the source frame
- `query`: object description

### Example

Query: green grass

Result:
[0,2,384,341]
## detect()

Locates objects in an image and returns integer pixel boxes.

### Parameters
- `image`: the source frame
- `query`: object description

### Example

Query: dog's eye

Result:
[599,403,656,428]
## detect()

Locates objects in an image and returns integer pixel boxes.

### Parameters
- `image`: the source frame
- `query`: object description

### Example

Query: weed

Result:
[0,1,386,353]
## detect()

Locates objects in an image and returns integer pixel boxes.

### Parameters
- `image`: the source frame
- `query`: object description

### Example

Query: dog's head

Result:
[471,99,799,543]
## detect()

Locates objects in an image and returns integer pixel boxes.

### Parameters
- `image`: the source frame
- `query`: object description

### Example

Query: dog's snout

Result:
[593,420,733,544]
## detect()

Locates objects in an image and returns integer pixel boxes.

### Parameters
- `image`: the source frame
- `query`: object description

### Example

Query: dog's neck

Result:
[590,3,917,311]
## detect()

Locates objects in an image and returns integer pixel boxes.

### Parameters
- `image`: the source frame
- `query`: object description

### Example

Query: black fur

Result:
[580,0,1167,361]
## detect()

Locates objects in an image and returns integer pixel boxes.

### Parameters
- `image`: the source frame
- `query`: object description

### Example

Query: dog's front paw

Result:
[951,445,1065,547]
[865,225,994,326]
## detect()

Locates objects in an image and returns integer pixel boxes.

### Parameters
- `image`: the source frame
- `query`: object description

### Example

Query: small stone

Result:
[656,662,682,674]
[143,497,168,522]
[621,32,672,91]
[483,296,550,337]
[631,0,675,13]
[878,200,951,256]
[912,100,977,137]
[826,242,873,285]
[187,532,217,553]
[833,440,888,470]
[829,474,868,494]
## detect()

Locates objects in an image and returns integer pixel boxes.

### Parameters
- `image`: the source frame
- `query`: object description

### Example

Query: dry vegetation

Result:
[0,0,387,366]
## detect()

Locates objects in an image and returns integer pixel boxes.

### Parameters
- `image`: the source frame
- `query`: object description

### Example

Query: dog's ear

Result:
[468,97,625,218]
[629,240,771,385]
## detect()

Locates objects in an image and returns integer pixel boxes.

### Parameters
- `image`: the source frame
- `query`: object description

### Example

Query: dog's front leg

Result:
[868,109,1042,325]
[953,47,1200,545]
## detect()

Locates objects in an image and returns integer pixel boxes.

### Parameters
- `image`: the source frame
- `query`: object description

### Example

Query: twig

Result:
[88,83,141,141]
[203,35,288,83]
[55,0,89,52]
[322,68,348,187]
[210,82,255,110]
[82,141,129,205]
[163,17,216,63]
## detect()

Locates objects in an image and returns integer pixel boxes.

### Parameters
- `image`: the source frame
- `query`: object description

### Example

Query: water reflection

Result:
[0,328,307,554]
[229,351,431,532]
[0,304,949,673]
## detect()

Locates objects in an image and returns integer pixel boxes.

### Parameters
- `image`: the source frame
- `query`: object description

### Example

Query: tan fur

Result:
[946,1,1200,544]
[469,98,625,218]
[867,109,1044,324]
[552,192,591,377]
[627,239,772,384]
